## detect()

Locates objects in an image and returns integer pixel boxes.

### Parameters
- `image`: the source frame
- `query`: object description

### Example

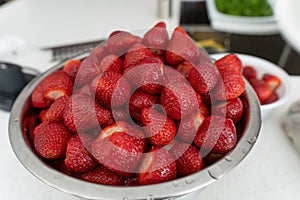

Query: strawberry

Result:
[129,90,159,121]
[97,54,123,74]
[215,54,242,74]
[74,56,101,87]
[63,59,81,81]
[65,134,97,173]
[249,78,273,104]
[106,31,142,56]
[45,96,68,122]
[177,111,206,143]
[123,43,153,70]
[199,103,210,117]
[169,142,204,177]
[194,116,237,154]
[22,114,39,141]
[166,26,199,66]
[111,107,130,122]
[124,56,164,94]
[163,65,187,84]
[39,109,48,122]
[141,107,176,147]
[264,91,279,104]
[212,97,244,123]
[33,122,72,159]
[31,80,52,109]
[88,45,107,66]
[42,70,73,101]
[242,65,257,81]
[188,63,220,95]
[91,121,146,177]
[262,73,281,91]
[160,82,199,120]
[137,147,176,185]
[75,84,93,96]
[63,94,113,133]
[214,70,245,100]
[175,61,195,79]
[92,71,131,109]
[125,176,139,186]
[81,166,125,186]
[143,21,169,56]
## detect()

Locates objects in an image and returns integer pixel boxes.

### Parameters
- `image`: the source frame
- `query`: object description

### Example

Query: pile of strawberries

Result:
[23,22,247,186]
[243,65,281,105]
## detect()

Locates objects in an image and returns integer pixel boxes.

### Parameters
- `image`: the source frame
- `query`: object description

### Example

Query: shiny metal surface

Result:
[9,53,261,200]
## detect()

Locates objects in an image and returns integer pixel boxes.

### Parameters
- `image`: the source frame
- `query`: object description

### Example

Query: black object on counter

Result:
[0,62,38,111]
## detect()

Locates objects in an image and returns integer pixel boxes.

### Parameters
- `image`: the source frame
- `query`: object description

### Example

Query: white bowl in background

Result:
[211,53,292,120]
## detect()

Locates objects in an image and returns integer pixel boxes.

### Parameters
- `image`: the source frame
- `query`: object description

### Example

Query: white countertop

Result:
[1,0,300,199]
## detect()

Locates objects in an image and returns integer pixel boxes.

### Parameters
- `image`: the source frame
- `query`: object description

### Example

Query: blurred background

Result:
[0,0,299,74]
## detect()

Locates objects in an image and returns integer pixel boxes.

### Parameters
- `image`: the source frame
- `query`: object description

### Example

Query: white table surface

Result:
[1,0,300,200]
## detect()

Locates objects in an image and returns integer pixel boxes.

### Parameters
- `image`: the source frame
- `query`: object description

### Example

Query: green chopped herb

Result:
[215,0,273,16]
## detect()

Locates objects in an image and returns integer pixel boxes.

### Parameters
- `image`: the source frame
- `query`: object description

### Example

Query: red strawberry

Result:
[88,45,107,66]
[143,21,169,56]
[262,73,281,91]
[137,147,176,185]
[194,116,237,154]
[242,65,257,81]
[92,71,131,109]
[163,65,187,84]
[215,54,242,74]
[74,56,101,87]
[111,107,130,122]
[106,31,142,56]
[249,78,273,104]
[199,103,210,116]
[45,96,68,122]
[129,90,159,121]
[63,94,113,132]
[166,26,199,66]
[39,109,48,122]
[98,54,123,74]
[65,134,97,173]
[177,111,206,143]
[75,84,93,96]
[214,70,245,100]
[33,122,72,159]
[42,70,73,101]
[63,59,81,81]
[81,166,125,186]
[188,63,220,95]
[141,107,176,147]
[123,43,153,70]
[22,114,39,141]
[125,176,139,186]
[212,97,244,123]
[160,82,199,120]
[91,121,146,177]
[175,61,195,79]
[264,91,279,104]
[124,56,164,94]
[31,76,56,109]
[169,143,204,177]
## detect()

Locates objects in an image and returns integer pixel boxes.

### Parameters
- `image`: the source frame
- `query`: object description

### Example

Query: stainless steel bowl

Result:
[8,53,261,200]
